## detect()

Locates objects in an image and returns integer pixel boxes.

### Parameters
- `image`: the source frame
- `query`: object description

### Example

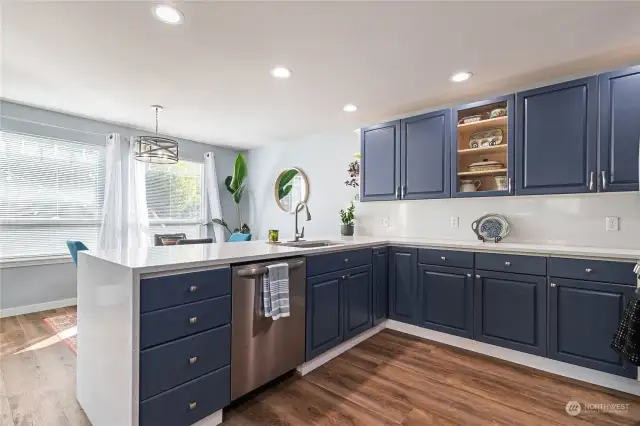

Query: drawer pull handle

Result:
[189,317,198,324]
[189,285,198,292]
[504,261,511,266]
[189,356,198,364]
[189,402,197,410]
[441,256,446,261]
[550,283,557,287]
[585,268,592,273]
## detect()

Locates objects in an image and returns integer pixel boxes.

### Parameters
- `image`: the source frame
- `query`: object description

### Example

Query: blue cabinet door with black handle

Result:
[516,77,598,195]
[389,247,418,324]
[401,109,451,200]
[343,265,373,340]
[306,270,344,361]
[599,66,640,193]
[360,120,401,201]
[548,277,637,378]
[417,264,473,338]
[372,247,389,326]
[474,270,546,356]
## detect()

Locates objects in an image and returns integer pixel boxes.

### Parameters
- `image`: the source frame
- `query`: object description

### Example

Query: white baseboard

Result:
[297,321,387,376]
[0,298,77,318]
[387,320,640,396]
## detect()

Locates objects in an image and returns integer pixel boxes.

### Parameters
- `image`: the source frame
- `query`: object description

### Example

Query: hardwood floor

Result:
[1,309,638,425]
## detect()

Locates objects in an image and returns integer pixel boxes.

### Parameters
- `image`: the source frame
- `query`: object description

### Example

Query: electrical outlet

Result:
[380,217,389,227]
[450,216,459,228]
[605,216,619,231]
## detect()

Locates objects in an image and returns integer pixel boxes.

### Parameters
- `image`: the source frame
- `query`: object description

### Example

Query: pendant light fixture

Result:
[134,105,179,164]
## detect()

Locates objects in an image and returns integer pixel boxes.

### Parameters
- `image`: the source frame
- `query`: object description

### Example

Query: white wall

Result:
[248,129,640,249]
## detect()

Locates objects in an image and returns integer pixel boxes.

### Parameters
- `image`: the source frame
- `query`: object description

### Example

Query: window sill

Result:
[0,255,73,269]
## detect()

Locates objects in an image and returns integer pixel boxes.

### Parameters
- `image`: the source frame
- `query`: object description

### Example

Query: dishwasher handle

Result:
[236,259,305,277]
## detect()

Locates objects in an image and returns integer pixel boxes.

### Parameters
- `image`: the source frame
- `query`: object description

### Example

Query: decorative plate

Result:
[467,159,504,172]
[469,128,503,148]
[458,115,483,125]
[489,108,507,119]
[471,214,510,243]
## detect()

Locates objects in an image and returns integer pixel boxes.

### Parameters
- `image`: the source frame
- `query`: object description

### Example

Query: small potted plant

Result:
[339,202,356,236]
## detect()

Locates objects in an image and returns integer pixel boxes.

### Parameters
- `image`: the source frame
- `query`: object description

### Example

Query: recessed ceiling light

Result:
[450,71,473,82]
[153,4,184,25]
[271,67,292,79]
[343,104,358,112]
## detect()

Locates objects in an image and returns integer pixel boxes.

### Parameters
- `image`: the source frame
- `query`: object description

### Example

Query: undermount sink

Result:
[279,240,344,248]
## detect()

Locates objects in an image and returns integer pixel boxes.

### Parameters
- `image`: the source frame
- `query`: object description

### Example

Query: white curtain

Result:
[204,152,224,243]
[98,134,149,250]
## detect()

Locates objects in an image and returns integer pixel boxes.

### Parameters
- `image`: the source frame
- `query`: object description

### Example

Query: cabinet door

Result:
[516,77,598,195]
[306,271,343,361]
[372,247,389,326]
[389,247,417,324]
[549,278,636,378]
[343,266,373,340]
[474,270,546,356]
[400,110,450,200]
[417,265,473,338]
[599,66,640,193]
[360,120,401,201]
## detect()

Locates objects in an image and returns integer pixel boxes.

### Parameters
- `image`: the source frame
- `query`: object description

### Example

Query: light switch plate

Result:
[450,216,459,228]
[380,217,389,227]
[605,216,619,231]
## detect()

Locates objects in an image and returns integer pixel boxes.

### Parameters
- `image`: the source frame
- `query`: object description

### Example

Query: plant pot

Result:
[341,224,354,236]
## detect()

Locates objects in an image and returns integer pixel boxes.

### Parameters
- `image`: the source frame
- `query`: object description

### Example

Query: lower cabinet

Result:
[372,247,389,326]
[417,264,473,338]
[474,270,547,356]
[548,277,637,378]
[306,266,372,361]
[389,247,418,324]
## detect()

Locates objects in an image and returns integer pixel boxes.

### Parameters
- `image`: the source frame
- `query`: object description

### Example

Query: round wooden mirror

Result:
[274,168,310,214]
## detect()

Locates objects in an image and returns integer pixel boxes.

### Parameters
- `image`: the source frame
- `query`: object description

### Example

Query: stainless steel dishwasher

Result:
[231,257,306,400]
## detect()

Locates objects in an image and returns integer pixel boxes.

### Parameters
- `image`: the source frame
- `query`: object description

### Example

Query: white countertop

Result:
[80,236,640,273]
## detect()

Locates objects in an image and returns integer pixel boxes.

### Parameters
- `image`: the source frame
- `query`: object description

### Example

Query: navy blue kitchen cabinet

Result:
[372,247,389,326]
[306,270,344,360]
[599,66,640,192]
[360,120,401,201]
[400,109,451,199]
[343,265,373,340]
[389,247,418,324]
[548,277,637,378]
[474,270,546,356]
[516,77,598,195]
[417,264,473,338]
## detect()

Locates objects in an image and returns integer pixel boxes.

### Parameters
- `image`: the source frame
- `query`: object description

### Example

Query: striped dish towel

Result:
[262,263,290,320]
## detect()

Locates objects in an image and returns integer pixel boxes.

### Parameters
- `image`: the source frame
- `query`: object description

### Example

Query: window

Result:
[0,130,105,259]
[145,160,204,241]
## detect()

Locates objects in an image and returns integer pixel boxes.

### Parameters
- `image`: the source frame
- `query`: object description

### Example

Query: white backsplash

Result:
[356,192,640,249]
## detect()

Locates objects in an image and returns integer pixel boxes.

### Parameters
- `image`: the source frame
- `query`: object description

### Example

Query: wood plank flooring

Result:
[1,309,639,425]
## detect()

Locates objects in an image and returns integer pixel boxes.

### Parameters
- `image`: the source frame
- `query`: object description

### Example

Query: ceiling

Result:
[4,1,640,149]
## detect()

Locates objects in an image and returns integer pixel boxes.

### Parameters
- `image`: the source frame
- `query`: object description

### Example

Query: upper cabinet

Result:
[599,66,640,192]
[360,120,401,201]
[360,110,450,201]
[452,95,515,198]
[515,77,598,195]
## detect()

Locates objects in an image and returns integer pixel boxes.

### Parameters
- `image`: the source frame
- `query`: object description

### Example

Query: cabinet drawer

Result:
[418,249,473,269]
[476,253,546,276]
[140,296,231,349]
[140,325,231,401]
[306,248,372,277]
[549,257,636,285]
[139,366,230,426]
[141,268,231,313]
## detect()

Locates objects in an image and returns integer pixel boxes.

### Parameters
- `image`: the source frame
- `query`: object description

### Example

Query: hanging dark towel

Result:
[611,290,640,366]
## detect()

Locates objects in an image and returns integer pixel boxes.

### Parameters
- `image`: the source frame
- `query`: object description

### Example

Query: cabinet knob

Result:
[466,273,472,278]
[344,258,349,263]
[504,261,511,266]
[550,283,557,287]
[189,285,198,293]
[441,256,446,261]
[189,356,198,364]
[189,402,197,410]
[189,317,198,324]
[475,274,481,279]
[585,268,592,273]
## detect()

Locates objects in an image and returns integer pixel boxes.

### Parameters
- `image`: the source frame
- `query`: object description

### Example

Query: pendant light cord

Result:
[155,107,159,135]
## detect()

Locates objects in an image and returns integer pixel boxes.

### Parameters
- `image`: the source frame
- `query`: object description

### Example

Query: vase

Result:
[341,224,354,236]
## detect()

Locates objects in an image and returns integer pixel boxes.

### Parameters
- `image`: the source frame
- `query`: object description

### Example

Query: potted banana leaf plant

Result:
[207,153,251,237]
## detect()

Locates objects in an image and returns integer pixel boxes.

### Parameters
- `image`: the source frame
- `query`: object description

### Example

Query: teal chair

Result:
[228,233,251,242]
[66,240,89,266]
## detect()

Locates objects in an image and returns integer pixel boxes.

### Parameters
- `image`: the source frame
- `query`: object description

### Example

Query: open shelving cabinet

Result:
[451,95,515,198]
